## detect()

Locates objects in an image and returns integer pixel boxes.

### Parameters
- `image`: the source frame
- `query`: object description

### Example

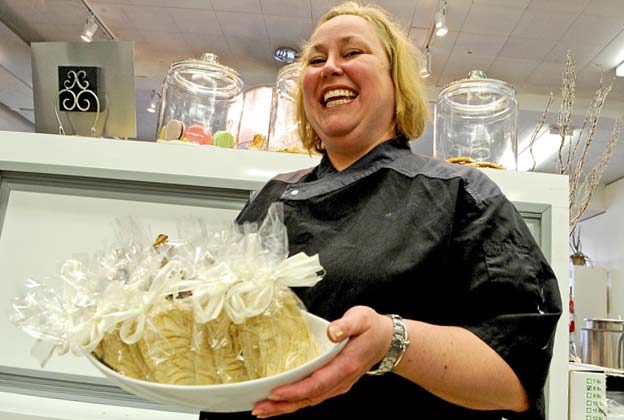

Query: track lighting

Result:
[81,15,98,42]
[147,90,161,113]
[434,0,448,37]
[421,48,432,79]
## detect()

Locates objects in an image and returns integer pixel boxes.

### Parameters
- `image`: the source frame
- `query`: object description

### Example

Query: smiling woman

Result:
[225,2,562,419]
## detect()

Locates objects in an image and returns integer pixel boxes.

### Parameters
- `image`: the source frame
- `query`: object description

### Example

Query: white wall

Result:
[0,103,33,132]
[0,21,32,87]
[580,177,624,271]
[0,19,34,124]
[578,178,624,322]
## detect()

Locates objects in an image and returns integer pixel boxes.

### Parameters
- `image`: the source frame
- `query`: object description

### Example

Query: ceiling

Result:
[0,0,623,184]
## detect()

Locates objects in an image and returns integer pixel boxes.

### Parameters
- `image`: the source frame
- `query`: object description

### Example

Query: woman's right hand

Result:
[251,306,392,418]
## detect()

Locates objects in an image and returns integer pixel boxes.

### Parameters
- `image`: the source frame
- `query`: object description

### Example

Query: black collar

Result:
[312,135,411,180]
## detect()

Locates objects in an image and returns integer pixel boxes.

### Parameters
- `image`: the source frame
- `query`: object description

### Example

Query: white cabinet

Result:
[0,130,570,419]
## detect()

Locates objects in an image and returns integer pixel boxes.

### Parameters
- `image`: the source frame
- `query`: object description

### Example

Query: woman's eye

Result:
[345,50,361,57]
[308,57,325,65]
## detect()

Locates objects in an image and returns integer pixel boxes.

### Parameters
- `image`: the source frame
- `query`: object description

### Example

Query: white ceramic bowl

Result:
[88,312,347,412]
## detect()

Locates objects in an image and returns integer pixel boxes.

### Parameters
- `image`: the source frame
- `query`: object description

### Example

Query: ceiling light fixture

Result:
[421,48,432,79]
[434,0,448,37]
[81,15,98,42]
[616,61,624,77]
[419,0,447,80]
[78,0,117,41]
[146,90,161,113]
[273,47,297,64]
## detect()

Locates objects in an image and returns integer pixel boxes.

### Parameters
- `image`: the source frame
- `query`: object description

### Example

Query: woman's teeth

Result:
[326,98,353,108]
[323,89,357,108]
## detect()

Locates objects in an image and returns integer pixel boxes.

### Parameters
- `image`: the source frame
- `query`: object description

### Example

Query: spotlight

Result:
[617,61,624,77]
[273,47,297,64]
[147,90,161,113]
[434,0,448,37]
[81,15,98,42]
[421,48,432,79]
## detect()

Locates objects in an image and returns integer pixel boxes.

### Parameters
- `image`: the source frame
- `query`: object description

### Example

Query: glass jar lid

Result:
[437,70,517,114]
[277,62,301,81]
[166,53,244,101]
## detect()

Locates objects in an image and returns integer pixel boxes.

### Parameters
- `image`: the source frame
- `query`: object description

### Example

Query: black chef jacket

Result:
[207,136,562,420]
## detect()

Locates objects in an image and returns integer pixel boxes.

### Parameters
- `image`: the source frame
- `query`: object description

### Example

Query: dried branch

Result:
[568,77,614,222]
[528,92,555,172]
[570,225,582,253]
[569,225,591,266]
[557,50,576,174]
[569,116,623,233]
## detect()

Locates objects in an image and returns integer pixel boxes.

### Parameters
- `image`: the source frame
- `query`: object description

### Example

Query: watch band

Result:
[366,314,410,376]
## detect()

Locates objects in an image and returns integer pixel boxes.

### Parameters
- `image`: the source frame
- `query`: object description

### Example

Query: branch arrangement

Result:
[530,50,623,235]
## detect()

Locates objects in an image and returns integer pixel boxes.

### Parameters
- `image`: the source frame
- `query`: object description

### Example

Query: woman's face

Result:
[302,15,396,163]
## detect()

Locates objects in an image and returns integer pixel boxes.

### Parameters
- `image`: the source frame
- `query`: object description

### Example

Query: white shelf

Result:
[0,130,321,191]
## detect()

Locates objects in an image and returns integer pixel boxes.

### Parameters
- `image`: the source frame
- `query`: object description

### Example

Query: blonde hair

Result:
[296,1,430,153]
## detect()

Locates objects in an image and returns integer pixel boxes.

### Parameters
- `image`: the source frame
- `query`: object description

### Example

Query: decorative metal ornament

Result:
[54,66,105,136]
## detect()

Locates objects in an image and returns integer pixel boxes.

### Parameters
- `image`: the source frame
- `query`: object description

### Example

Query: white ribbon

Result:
[65,259,188,351]
[116,260,187,344]
[67,281,143,353]
[224,252,324,324]
[225,281,275,324]
[173,262,239,324]
[269,252,326,287]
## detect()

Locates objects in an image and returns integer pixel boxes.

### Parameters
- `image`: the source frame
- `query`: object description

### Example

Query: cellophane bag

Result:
[10,203,324,385]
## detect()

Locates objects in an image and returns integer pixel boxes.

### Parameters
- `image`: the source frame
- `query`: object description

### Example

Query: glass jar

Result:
[267,63,306,153]
[156,53,244,147]
[434,70,518,170]
[237,85,273,150]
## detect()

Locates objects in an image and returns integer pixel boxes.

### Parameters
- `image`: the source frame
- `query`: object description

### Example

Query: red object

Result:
[569,291,575,332]
[185,124,213,145]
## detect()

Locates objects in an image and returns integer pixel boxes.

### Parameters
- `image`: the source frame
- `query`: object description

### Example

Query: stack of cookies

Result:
[446,156,505,169]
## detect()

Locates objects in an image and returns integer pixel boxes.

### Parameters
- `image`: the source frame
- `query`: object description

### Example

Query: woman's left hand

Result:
[251,305,393,418]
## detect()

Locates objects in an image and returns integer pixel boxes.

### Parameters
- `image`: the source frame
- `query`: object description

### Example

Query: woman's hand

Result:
[250,306,392,418]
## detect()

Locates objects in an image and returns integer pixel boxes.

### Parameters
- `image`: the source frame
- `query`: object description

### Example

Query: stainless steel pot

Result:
[581,318,624,369]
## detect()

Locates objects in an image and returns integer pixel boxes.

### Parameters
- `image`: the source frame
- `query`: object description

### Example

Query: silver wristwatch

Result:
[366,314,410,376]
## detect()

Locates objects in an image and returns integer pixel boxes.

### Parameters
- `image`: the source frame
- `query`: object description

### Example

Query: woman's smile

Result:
[323,88,358,108]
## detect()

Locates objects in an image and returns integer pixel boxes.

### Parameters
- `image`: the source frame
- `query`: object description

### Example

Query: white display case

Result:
[0,130,569,420]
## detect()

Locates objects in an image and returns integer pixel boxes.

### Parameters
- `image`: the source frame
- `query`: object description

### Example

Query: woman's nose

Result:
[321,55,343,78]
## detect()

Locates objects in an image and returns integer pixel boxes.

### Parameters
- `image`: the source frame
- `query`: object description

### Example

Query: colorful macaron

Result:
[163,119,185,141]
[213,130,234,148]
[184,124,213,145]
